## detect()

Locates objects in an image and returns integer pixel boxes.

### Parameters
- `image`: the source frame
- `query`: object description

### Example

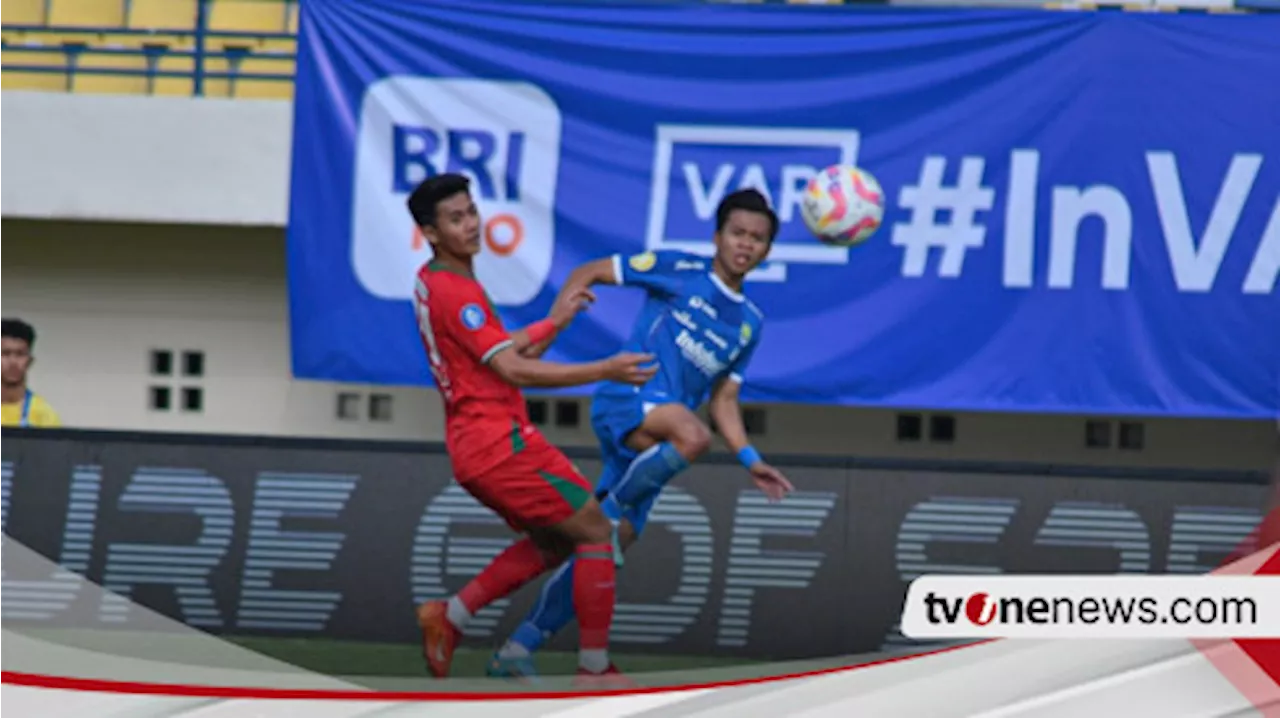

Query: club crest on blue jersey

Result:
[629,252,657,272]
[460,303,486,331]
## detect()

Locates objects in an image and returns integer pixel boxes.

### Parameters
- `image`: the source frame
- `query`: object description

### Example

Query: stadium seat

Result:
[150,53,194,96]
[0,48,67,91]
[48,0,126,28]
[198,49,238,97]
[258,37,296,55]
[2,0,49,26]
[72,47,148,94]
[208,0,290,33]
[226,56,293,99]
[106,32,192,51]
[127,0,197,31]
[2,28,35,45]
[1,70,67,92]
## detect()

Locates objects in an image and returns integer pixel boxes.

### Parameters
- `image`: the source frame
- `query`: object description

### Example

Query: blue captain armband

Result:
[737,445,763,469]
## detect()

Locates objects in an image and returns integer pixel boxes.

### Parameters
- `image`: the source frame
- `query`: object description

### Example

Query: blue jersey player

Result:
[487,189,794,680]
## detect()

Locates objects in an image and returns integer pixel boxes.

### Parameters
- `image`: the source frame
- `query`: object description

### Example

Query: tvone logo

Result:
[965,592,997,626]
[645,125,861,282]
[351,78,562,304]
[879,496,1262,651]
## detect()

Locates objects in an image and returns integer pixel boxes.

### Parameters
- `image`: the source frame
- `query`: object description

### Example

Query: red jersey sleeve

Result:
[433,275,514,365]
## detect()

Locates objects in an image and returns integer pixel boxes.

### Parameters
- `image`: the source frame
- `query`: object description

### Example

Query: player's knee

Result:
[571,502,614,545]
[672,421,712,460]
[618,520,638,550]
[529,530,573,565]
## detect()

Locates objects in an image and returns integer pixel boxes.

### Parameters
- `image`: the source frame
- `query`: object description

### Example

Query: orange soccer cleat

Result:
[416,600,460,678]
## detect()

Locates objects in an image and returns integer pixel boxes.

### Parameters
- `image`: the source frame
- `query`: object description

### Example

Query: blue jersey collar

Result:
[707,271,744,303]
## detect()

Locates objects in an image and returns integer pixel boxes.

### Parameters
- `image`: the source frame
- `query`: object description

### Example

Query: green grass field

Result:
[226,636,759,678]
[219,636,869,692]
[13,626,891,692]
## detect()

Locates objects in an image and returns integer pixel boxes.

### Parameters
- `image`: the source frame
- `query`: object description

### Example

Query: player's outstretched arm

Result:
[510,287,597,359]
[489,348,656,389]
[559,251,689,306]
[558,258,618,302]
[710,379,793,502]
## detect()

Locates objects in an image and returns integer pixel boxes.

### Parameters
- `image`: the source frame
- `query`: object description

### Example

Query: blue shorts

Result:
[590,391,665,536]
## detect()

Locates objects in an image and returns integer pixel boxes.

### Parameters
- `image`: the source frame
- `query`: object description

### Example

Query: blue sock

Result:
[611,442,688,510]
[505,560,576,655]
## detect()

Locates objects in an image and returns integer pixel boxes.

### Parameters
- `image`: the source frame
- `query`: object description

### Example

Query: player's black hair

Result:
[716,188,779,242]
[1,319,35,348]
[407,173,472,228]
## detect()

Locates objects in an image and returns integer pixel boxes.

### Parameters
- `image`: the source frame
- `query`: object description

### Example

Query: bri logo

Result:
[350,77,563,304]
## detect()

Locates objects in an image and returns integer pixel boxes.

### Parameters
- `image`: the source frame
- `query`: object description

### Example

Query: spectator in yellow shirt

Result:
[2,319,61,428]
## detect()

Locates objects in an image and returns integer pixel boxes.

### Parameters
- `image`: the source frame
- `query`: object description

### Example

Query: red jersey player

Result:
[408,173,655,687]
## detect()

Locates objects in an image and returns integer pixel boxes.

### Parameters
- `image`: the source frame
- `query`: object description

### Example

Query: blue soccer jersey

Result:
[493,251,768,659]
[597,249,764,409]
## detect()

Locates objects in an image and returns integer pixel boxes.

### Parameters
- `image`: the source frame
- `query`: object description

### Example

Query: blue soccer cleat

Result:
[485,652,542,684]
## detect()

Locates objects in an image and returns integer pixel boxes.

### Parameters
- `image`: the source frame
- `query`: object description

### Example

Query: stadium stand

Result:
[207,0,294,33]
[1,0,297,98]
[127,0,199,29]
[4,0,49,25]
[2,0,1270,100]
[48,0,126,27]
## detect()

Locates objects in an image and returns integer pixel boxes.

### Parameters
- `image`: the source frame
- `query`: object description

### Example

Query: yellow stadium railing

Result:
[1,0,298,98]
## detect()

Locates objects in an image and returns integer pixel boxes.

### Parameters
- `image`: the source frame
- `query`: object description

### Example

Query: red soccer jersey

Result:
[413,260,531,478]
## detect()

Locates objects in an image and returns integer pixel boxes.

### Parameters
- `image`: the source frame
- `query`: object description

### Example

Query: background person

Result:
[1,318,61,428]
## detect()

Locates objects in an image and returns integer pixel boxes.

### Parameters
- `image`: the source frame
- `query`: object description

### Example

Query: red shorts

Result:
[457,427,594,533]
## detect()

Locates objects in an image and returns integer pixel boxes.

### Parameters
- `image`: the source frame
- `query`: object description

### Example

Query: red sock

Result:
[573,543,617,650]
[457,537,550,614]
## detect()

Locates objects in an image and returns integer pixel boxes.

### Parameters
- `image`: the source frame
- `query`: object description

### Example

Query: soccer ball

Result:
[800,164,885,246]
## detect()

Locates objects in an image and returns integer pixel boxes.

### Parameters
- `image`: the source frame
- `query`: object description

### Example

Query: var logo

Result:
[351,77,562,304]
[646,125,861,282]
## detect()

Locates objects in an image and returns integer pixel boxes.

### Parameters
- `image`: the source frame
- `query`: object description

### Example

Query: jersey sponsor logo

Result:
[629,252,657,272]
[460,303,487,331]
[676,329,728,377]
[688,295,718,319]
[351,77,562,304]
[645,124,861,282]
[670,309,698,332]
[674,260,706,271]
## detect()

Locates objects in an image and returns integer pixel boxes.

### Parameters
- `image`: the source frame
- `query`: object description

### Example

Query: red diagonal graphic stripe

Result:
[1,640,990,701]
[1194,504,1280,714]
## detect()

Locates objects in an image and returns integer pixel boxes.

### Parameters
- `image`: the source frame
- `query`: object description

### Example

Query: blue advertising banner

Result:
[286,1,1280,418]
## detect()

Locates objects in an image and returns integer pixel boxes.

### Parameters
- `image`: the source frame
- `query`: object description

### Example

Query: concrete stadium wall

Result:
[3,218,1274,471]
[1,91,291,227]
